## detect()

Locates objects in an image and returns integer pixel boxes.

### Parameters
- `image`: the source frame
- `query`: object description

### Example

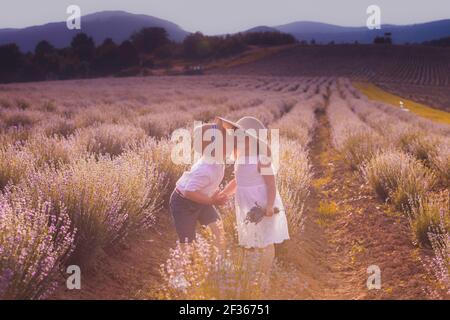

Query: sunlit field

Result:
[0,75,448,299]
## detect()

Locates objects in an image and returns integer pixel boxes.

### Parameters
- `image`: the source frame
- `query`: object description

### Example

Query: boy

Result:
[169,121,230,251]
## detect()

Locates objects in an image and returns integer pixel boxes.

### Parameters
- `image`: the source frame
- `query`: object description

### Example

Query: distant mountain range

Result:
[0,11,188,52]
[274,20,450,44]
[1,10,450,52]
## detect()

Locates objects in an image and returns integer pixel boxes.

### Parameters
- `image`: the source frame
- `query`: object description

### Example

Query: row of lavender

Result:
[156,81,327,299]
[0,76,320,299]
[327,78,449,297]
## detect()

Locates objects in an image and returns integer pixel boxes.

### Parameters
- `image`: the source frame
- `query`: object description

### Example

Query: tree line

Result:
[422,36,450,47]
[0,28,296,83]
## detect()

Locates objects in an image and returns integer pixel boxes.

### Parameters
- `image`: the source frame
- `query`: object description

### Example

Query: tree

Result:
[0,43,22,82]
[384,32,392,44]
[182,32,212,59]
[93,38,119,75]
[35,40,55,56]
[374,33,392,45]
[243,32,296,47]
[0,43,22,73]
[33,40,59,78]
[217,35,246,57]
[423,36,450,47]
[154,43,176,59]
[22,53,45,82]
[117,40,139,68]
[71,33,95,61]
[131,27,170,53]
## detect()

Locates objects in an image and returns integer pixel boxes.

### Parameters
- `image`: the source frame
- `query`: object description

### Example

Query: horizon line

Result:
[0,9,448,35]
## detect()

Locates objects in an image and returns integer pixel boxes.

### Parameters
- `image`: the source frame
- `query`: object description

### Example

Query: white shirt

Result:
[176,158,225,197]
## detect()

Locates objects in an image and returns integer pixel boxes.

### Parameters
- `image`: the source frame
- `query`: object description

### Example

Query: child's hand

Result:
[265,206,274,217]
[211,191,229,206]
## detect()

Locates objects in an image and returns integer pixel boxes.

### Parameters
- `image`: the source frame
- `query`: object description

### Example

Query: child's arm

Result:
[183,167,228,206]
[184,190,228,206]
[259,160,276,216]
[262,174,276,216]
[221,178,237,197]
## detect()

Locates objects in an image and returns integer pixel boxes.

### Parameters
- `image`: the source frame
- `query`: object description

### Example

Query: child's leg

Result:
[169,190,199,244]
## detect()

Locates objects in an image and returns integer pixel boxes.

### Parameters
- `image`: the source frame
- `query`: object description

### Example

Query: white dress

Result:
[234,155,290,248]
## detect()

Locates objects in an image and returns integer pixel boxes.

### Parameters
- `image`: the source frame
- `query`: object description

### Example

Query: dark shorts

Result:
[169,190,220,243]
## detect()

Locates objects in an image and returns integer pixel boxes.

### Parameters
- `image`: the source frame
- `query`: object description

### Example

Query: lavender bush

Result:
[0,188,75,299]
[423,206,450,298]
[20,154,166,262]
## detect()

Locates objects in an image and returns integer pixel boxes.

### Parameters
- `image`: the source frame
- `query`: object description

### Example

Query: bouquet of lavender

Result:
[244,202,280,225]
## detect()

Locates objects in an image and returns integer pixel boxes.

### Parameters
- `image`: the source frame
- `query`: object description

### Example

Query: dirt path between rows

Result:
[54,93,433,300]
[277,92,433,299]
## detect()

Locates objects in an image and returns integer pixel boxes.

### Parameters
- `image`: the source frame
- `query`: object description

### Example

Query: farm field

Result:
[216,45,450,112]
[0,75,449,300]
[353,82,450,125]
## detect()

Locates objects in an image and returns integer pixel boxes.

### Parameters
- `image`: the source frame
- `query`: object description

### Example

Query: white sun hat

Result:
[216,116,270,159]
[216,116,265,134]
[236,116,266,131]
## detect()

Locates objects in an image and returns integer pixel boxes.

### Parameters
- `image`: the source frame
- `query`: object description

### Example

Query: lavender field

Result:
[0,75,448,299]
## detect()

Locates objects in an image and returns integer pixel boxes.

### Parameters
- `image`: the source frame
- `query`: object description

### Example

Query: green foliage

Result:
[411,192,449,248]
[363,151,435,212]
[0,43,22,81]
[70,33,95,62]
[131,27,169,53]
[0,25,297,83]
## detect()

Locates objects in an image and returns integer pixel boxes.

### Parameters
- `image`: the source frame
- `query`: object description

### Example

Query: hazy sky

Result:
[1,0,449,34]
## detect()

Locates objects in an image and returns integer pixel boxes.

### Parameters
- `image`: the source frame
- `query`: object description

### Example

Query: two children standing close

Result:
[169,116,289,277]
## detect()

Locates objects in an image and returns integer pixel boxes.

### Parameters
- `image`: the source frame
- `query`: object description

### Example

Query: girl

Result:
[217,116,289,279]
